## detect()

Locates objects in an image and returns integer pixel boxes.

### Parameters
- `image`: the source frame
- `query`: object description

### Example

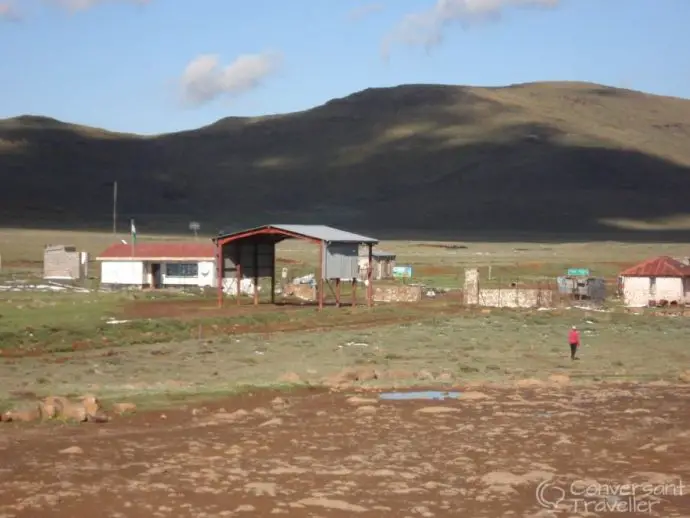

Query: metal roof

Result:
[619,256,690,277]
[216,224,378,244]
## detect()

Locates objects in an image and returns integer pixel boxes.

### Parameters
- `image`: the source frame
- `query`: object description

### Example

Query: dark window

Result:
[165,263,198,277]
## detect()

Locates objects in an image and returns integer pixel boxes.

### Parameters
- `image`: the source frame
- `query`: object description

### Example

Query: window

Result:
[165,263,198,277]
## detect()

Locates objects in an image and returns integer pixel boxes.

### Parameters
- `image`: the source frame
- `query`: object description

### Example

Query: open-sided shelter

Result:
[212,224,379,309]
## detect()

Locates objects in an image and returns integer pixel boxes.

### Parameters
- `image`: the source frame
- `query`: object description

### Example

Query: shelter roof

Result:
[215,224,378,244]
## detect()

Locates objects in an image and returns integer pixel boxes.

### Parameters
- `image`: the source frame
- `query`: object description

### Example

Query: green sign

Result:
[392,266,412,278]
[567,268,590,276]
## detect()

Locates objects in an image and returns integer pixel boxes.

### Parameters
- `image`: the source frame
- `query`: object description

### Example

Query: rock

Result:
[346,396,378,405]
[355,405,377,415]
[678,370,690,383]
[461,391,491,401]
[271,397,289,409]
[259,417,283,427]
[548,374,570,386]
[355,367,379,382]
[296,498,368,512]
[59,446,84,455]
[41,396,65,419]
[112,402,137,415]
[324,367,378,387]
[379,369,416,381]
[214,409,249,421]
[415,406,460,415]
[437,372,454,383]
[2,403,42,423]
[515,378,546,389]
[278,372,302,383]
[82,394,101,416]
[416,369,435,381]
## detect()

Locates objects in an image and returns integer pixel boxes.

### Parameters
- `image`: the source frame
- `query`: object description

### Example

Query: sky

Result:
[1,0,688,135]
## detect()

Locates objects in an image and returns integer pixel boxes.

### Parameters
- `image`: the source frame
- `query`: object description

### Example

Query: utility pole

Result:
[112,181,118,236]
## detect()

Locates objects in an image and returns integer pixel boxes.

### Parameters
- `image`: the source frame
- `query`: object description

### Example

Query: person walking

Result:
[568,325,580,360]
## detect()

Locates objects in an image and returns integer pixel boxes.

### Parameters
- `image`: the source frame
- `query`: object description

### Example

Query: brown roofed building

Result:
[618,256,690,307]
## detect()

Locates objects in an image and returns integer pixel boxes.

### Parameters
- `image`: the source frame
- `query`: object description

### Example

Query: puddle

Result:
[379,391,462,401]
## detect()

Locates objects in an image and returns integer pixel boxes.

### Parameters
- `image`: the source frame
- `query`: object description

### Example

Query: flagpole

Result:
[130,219,135,257]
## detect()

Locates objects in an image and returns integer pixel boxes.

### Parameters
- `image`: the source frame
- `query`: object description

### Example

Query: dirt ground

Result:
[2,384,689,517]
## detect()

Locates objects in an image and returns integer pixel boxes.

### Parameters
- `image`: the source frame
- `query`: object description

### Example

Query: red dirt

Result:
[1,384,689,516]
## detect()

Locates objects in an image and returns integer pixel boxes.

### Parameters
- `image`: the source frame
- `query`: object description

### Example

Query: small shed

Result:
[618,256,690,307]
[43,244,87,280]
[556,276,606,301]
[358,250,396,280]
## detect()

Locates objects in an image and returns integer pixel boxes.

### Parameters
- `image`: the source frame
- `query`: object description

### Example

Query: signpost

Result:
[567,268,590,276]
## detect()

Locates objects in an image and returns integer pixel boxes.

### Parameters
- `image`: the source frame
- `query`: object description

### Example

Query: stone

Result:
[112,402,137,415]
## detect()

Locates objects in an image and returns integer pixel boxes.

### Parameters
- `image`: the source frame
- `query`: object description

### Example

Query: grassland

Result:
[1,229,689,413]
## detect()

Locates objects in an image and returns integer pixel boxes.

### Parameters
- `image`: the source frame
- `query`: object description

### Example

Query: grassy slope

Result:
[1,81,690,238]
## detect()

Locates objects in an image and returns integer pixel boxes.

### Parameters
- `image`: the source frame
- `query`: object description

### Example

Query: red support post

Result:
[253,242,259,306]
[367,244,373,307]
[216,241,223,308]
[318,241,324,311]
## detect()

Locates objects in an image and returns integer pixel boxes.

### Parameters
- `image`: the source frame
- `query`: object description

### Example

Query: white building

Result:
[96,242,216,289]
[618,256,690,307]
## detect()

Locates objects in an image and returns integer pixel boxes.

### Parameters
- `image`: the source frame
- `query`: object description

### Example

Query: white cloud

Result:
[47,0,149,12]
[180,52,282,106]
[0,1,21,20]
[382,0,559,58]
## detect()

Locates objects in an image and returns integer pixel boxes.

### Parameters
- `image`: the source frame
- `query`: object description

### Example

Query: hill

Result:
[2,81,690,240]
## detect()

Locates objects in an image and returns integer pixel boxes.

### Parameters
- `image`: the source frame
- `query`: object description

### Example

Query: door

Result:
[151,263,162,288]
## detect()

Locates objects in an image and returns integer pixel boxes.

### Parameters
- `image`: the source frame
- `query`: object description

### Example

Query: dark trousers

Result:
[569,343,578,359]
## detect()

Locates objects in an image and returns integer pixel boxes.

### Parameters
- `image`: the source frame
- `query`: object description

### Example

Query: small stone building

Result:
[43,244,88,280]
[618,256,690,307]
[358,250,396,280]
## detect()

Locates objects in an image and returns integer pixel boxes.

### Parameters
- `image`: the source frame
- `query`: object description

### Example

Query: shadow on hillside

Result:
[2,113,690,243]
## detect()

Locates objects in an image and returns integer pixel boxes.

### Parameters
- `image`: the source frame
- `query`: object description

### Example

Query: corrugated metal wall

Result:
[323,243,358,280]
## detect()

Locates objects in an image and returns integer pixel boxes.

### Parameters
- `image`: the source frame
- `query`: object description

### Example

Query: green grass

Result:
[1,308,688,411]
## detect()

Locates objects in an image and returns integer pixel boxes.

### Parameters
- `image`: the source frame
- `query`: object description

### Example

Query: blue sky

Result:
[1,0,688,135]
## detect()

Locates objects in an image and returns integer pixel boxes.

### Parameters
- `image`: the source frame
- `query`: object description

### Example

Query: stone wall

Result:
[476,288,553,308]
[464,267,553,308]
[373,285,422,303]
[282,284,316,302]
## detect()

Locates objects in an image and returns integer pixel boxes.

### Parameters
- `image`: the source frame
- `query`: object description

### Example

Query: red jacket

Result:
[568,329,580,345]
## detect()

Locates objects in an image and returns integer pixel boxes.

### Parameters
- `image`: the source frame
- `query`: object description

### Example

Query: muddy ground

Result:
[1,384,689,517]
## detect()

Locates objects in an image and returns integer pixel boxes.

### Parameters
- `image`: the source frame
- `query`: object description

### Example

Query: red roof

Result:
[97,242,216,260]
[619,256,690,277]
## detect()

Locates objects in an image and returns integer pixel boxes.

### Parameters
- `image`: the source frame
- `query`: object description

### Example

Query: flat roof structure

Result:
[212,224,380,309]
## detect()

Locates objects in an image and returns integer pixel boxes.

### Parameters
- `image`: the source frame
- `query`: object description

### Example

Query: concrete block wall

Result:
[282,284,316,302]
[464,267,553,308]
[373,285,422,303]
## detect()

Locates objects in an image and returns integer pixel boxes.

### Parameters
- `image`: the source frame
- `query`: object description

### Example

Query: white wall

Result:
[161,260,215,287]
[622,276,685,307]
[101,261,144,285]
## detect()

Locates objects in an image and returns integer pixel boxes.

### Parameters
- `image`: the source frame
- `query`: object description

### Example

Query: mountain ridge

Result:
[1,81,690,240]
